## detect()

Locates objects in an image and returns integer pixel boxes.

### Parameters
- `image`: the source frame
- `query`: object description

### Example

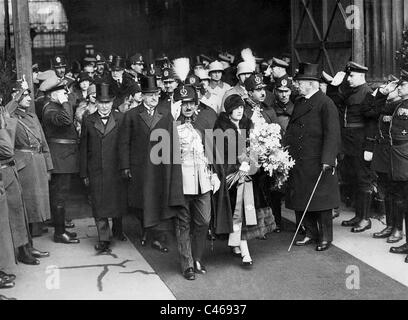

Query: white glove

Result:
[211,174,221,194]
[364,151,373,162]
[379,81,398,96]
[57,91,68,104]
[331,71,346,87]
[239,161,250,173]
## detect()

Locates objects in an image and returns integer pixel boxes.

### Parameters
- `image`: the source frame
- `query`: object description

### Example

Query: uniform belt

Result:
[344,123,364,128]
[48,138,79,145]
[16,146,43,153]
[0,159,16,169]
[392,140,408,146]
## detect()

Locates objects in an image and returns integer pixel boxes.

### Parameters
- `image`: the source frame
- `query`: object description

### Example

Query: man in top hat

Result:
[207,60,231,114]
[124,53,145,84]
[93,53,109,84]
[285,62,341,252]
[41,73,80,244]
[109,56,129,109]
[119,75,170,252]
[336,61,377,233]
[80,83,127,254]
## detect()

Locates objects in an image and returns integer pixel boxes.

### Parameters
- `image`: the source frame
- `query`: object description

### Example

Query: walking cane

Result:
[288,169,324,252]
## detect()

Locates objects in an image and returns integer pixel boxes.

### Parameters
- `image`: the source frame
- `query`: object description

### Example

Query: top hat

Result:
[174,84,197,103]
[51,55,67,68]
[148,64,163,79]
[111,56,125,71]
[95,83,115,102]
[244,73,266,91]
[224,94,245,115]
[140,75,160,93]
[294,62,320,81]
[129,53,144,65]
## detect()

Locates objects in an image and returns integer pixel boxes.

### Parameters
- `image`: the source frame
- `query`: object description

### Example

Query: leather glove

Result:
[211,174,221,194]
[364,151,373,162]
[121,169,132,180]
[82,177,90,187]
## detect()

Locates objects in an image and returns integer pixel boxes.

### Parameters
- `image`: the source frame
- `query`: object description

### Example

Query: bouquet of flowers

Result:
[247,122,295,189]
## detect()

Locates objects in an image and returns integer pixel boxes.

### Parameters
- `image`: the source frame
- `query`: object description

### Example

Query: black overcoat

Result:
[285,91,341,212]
[80,110,126,218]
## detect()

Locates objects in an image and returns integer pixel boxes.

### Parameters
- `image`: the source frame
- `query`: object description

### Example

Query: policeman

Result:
[51,55,75,88]
[93,53,109,84]
[338,62,377,233]
[124,53,145,84]
[41,73,80,244]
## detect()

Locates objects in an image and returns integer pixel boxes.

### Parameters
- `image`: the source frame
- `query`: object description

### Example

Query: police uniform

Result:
[337,62,377,233]
[41,74,80,244]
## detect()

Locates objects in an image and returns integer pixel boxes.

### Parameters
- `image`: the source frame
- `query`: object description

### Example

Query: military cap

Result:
[39,73,68,93]
[244,73,266,91]
[95,53,106,65]
[83,55,97,66]
[129,53,144,65]
[346,61,368,74]
[275,76,293,91]
[186,74,201,89]
[271,57,289,69]
[173,84,197,103]
[37,70,56,82]
[162,68,176,82]
[199,54,212,65]
[51,55,67,68]
[399,69,408,83]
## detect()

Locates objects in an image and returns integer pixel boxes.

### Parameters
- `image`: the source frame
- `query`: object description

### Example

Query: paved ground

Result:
[1,206,408,300]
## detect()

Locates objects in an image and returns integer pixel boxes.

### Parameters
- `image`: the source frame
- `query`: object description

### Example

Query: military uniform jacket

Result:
[387,98,408,181]
[285,90,341,212]
[80,110,126,218]
[244,99,279,125]
[273,99,294,135]
[42,99,80,174]
[337,83,374,156]
[12,109,53,223]
[119,101,169,208]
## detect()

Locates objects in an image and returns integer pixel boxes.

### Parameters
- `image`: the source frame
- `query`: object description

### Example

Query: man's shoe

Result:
[54,233,80,244]
[373,226,393,239]
[65,230,77,238]
[316,242,332,252]
[351,219,371,233]
[387,230,403,244]
[114,233,127,242]
[29,248,50,259]
[295,237,314,246]
[95,242,112,254]
[341,216,360,227]
[183,268,196,280]
[231,247,241,258]
[241,257,253,268]
[194,261,207,274]
[390,243,408,254]
[0,271,16,282]
[152,241,169,253]
[17,255,40,265]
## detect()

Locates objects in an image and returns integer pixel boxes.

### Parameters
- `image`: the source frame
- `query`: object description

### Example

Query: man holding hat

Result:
[208,60,231,114]
[119,75,170,252]
[285,62,341,252]
[80,83,127,253]
[41,73,80,244]
[336,61,377,233]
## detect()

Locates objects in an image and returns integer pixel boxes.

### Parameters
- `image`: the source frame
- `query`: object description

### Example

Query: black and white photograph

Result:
[0,0,408,303]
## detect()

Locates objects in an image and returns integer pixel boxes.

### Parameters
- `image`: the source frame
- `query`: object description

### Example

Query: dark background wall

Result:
[60,0,290,64]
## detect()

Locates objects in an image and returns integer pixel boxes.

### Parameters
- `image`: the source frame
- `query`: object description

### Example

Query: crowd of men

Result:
[1,47,408,289]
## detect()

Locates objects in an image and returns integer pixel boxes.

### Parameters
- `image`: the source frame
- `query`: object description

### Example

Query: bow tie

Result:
[100,116,109,120]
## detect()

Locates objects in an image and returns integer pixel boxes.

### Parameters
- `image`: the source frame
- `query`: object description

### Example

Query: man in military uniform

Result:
[51,55,75,89]
[337,62,377,233]
[41,73,80,244]
[387,70,408,262]
[124,53,145,84]
[285,62,341,252]
[93,53,109,84]
[161,68,180,119]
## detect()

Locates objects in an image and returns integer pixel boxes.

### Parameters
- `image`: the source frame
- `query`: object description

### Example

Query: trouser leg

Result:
[175,199,193,272]
[112,217,123,236]
[316,210,333,243]
[271,191,282,227]
[296,211,318,240]
[190,192,211,263]
[50,174,71,236]
[95,218,111,242]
